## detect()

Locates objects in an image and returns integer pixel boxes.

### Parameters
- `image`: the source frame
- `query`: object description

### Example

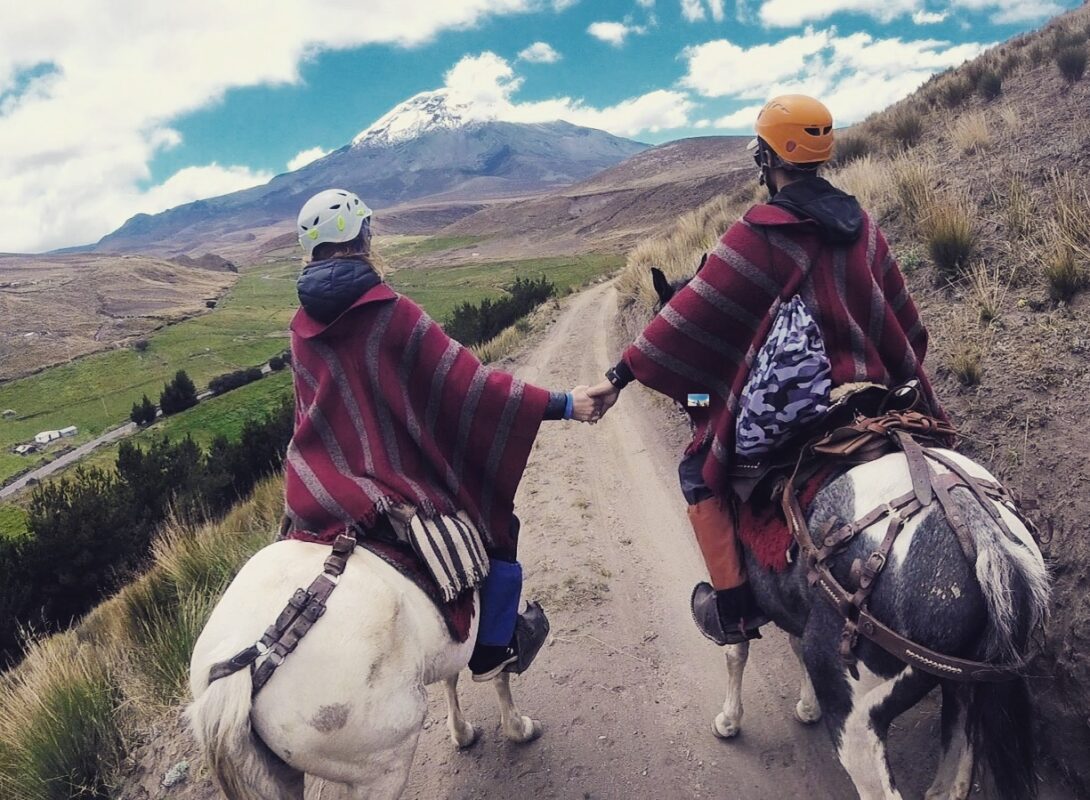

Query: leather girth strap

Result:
[207,533,356,695]
[782,411,1035,683]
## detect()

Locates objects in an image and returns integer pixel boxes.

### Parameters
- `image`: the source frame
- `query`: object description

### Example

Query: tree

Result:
[130,394,156,426]
[160,370,198,415]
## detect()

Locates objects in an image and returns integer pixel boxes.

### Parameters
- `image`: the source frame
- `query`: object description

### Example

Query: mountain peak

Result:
[352,89,493,147]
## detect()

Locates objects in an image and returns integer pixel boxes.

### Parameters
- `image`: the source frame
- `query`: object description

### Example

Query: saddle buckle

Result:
[884,502,904,525]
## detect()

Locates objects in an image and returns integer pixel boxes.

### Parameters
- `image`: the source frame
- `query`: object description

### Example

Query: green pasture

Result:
[383,234,489,260]
[388,253,624,321]
[0,504,27,539]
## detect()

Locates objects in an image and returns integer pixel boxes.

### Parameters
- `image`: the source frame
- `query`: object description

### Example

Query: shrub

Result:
[1027,43,1048,67]
[1042,244,1087,303]
[939,77,973,108]
[950,348,984,387]
[999,52,1022,78]
[832,132,872,165]
[268,355,286,372]
[977,70,1003,100]
[888,107,924,147]
[204,300,217,309]
[1056,45,1087,83]
[950,111,994,155]
[159,370,198,416]
[921,199,976,279]
[132,339,149,353]
[444,276,555,346]
[208,367,263,396]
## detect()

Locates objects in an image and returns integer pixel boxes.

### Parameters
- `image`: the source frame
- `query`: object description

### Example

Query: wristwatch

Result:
[605,367,625,389]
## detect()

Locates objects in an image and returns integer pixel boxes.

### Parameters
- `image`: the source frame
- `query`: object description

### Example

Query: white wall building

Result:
[34,430,61,445]
[59,426,78,437]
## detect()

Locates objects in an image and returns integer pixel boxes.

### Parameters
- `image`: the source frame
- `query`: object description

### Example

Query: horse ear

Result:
[650,267,673,305]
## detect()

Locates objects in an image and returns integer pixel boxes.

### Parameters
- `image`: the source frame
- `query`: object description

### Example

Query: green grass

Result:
[0,505,27,539]
[0,261,299,484]
[384,234,489,260]
[390,253,623,322]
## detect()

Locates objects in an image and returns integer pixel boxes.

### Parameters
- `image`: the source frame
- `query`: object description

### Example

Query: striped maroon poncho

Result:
[285,283,549,556]
[624,203,943,495]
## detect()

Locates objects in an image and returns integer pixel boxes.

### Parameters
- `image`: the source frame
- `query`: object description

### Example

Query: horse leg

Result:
[925,683,974,800]
[713,640,749,739]
[790,634,821,724]
[442,674,480,749]
[492,671,543,743]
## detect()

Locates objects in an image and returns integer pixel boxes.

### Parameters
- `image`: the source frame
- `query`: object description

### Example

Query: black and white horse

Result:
[650,267,1050,800]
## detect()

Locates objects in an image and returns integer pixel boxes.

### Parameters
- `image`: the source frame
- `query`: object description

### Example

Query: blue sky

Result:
[0,0,1077,252]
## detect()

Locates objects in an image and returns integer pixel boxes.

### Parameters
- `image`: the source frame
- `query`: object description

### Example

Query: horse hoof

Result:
[713,712,741,739]
[452,725,481,750]
[794,701,821,725]
[504,716,543,744]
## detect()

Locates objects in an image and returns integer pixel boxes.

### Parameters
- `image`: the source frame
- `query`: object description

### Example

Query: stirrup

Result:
[690,582,766,646]
[507,601,550,674]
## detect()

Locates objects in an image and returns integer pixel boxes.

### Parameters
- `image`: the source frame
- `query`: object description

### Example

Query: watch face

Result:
[687,393,711,408]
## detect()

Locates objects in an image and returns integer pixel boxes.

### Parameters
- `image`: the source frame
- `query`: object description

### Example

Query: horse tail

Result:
[187,667,298,800]
[965,497,1050,800]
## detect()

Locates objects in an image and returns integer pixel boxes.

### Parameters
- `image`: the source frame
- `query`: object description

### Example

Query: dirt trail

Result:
[400,282,954,800]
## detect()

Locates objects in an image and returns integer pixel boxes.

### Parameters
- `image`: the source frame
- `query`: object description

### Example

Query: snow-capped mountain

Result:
[93,95,647,255]
[353,89,484,147]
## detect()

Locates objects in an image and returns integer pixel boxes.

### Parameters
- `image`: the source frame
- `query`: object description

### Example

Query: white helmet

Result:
[296,189,372,257]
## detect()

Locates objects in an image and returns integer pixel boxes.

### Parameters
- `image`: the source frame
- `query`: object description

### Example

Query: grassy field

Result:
[0,504,27,539]
[383,234,488,260]
[0,260,299,484]
[389,253,623,321]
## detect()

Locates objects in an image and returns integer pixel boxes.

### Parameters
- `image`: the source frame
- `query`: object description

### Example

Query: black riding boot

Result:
[469,602,550,681]
[691,582,769,646]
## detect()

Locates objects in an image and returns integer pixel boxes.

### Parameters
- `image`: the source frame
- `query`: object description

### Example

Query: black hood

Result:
[770,176,863,245]
[297,257,382,324]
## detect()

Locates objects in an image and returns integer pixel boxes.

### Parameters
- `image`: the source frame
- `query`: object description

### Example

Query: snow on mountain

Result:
[352,89,492,147]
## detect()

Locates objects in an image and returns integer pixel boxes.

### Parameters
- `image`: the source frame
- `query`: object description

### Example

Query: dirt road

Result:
[399,282,963,800]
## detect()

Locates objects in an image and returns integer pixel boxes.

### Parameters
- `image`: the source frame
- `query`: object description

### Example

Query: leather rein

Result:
[781,411,1039,682]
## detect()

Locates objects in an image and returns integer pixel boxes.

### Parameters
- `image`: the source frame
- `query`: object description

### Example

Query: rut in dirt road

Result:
[397,282,953,800]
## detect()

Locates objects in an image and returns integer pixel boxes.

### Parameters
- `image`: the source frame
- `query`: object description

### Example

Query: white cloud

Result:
[432,52,693,136]
[553,0,579,9]
[142,164,273,211]
[713,104,765,128]
[0,0,546,253]
[758,0,921,26]
[287,147,330,171]
[518,41,561,63]
[952,0,1063,23]
[587,21,647,46]
[912,9,948,23]
[693,118,713,128]
[681,0,706,21]
[687,28,991,130]
[636,0,656,6]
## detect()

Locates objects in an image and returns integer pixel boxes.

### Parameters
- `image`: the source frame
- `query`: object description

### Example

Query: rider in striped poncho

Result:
[588,96,946,647]
[284,189,598,680]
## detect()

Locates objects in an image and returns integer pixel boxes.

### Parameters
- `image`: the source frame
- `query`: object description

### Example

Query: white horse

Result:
[188,540,541,800]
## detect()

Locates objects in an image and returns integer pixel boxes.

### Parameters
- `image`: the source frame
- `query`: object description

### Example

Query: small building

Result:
[59,425,78,438]
[14,444,37,456]
[34,430,61,445]
[2,409,15,419]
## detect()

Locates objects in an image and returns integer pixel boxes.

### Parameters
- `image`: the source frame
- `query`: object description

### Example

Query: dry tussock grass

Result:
[998,105,1023,132]
[968,261,1008,324]
[1051,171,1090,261]
[618,192,754,310]
[0,477,284,798]
[891,155,938,221]
[949,112,994,155]
[826,156,893,217]
[919,195,977,279]
[1003,177,1033,240]
[474,320,530,364]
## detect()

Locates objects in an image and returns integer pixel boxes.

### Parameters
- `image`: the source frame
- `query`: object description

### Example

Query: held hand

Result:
[585,380,621,419]
[570,385,599,423]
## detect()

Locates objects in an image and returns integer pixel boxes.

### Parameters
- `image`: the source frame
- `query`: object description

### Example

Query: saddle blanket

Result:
[737,465,840,572]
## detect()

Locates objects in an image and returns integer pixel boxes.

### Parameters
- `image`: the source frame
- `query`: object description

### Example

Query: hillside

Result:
[618,5,1090,792]
[441,136,753,258]
[0,253,235,382]
[91,94,646,260]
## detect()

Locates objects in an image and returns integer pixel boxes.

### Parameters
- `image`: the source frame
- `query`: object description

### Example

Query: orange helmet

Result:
[750,94,834,166]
